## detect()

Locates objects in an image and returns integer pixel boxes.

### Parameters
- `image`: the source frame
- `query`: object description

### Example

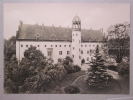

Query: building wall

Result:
[80,42,102,63]
[71,30,81,66]
[16,40,103,65]
[16,41,71,63]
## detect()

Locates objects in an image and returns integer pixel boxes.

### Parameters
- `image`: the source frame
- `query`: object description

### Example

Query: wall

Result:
[16,40,71,63]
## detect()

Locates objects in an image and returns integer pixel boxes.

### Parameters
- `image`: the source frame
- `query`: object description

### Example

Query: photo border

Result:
[0,0,132,100]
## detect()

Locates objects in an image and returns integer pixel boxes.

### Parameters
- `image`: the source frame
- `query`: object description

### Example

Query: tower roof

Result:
[72,16,81,22]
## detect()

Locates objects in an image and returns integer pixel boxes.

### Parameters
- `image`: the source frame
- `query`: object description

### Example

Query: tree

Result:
[63,56,81,73]
[9,46,48,93]
[4,36,16,61]
[4,36,18,93]
[107,23,130,63]
[86,45,113,89]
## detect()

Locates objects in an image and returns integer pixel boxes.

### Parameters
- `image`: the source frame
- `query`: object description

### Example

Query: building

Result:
[16,16,104,66]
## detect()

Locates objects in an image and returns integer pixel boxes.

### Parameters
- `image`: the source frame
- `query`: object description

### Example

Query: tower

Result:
[71,16,81,66]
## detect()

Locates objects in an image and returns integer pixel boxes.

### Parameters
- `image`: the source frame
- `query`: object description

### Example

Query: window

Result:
[51,45,53,47]
[73,47,75,50]
[85,45,87,47]
[87,57,89,61]
[60,45,61,47]
[45,45,47,47]
[48,51,52,57]
[73,55,74,58]
[47,48,53,58]
[55,45,57,47]
[79,56,81,59]
[90,49,92,53]
[87,50,89,54]
[79,49,80,51]
[81,50,83,54]
[26,45,28,47]
[81,45,83,47]
[90,49,92,55]
[59,51,62,55]
[37,45,39,47]
[69,45,71,47]
[35,33,40,40]
[21,45,23,47]
[67,51,70,55]
[64,45,66,47]
[76,34,78,36]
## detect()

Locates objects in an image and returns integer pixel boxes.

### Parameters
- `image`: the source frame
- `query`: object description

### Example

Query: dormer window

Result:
[35,33,40,40]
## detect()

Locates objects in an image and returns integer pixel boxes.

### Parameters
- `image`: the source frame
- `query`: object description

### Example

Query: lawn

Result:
[43,70,129,94]
[43,70,86,93]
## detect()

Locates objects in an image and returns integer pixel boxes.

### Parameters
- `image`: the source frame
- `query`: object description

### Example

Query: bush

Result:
[81,59,85,64]
[46,64,67,81]
[64,64,81,74]
[73,65,81,72]
[64,85,80,94]
[63,56,73,65]
[108,65,118,72]
[117,61,129,76]
[63,56,81,74]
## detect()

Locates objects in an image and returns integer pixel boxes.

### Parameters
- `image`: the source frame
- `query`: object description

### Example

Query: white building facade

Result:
[16,16,104,66]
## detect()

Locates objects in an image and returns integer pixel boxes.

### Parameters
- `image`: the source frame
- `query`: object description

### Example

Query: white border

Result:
[0,0,132,100]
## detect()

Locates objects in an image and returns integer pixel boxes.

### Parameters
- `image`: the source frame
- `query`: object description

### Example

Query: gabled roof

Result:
[16,24,104,42]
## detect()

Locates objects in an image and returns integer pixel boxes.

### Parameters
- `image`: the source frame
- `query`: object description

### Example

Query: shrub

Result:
[46,63,67,81]
[73,65,81,72]
[117,61,129,76]
[81,59,85,64]
[64,85,80,94]
[63,56,81,74]
[64,64,81,74]
[108,65,118,72]
[63,56,73,65]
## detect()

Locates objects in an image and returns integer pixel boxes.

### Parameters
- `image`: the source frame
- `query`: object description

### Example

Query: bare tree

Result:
[107,23,130,63]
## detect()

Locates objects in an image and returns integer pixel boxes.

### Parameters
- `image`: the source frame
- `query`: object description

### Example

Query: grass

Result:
[42,70,129,94]
[43,70,86,93]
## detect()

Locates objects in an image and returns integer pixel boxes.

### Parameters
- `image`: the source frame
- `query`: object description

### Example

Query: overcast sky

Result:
[4,3,130,39]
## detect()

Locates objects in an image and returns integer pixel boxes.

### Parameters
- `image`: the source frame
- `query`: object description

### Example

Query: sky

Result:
[4,3,130,39]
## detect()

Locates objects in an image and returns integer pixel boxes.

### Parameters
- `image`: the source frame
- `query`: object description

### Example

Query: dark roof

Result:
[16,24,104,42]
